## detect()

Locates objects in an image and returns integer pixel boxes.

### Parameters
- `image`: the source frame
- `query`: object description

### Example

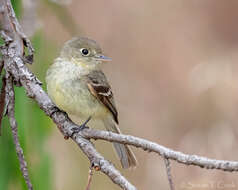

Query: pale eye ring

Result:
[80,48,90,56]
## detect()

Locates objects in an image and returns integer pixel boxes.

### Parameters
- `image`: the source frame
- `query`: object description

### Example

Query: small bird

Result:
[46,37,137,169]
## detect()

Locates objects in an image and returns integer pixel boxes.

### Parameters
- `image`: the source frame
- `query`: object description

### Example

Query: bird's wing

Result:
[86,70,119,124]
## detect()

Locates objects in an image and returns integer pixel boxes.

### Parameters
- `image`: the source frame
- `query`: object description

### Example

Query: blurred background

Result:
[1,0,238,189]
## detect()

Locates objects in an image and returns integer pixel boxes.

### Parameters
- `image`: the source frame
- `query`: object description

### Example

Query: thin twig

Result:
[163,158,174,190]
[5,73,33,190]
[85,167,94,190]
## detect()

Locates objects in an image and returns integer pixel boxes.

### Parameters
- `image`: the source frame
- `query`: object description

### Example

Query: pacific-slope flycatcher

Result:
[46,37,137,169]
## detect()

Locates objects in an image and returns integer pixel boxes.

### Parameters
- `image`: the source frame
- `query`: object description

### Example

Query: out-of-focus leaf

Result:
[11,0,22,19]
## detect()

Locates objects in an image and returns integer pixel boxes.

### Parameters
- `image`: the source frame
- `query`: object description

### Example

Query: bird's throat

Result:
[71,58,99,71]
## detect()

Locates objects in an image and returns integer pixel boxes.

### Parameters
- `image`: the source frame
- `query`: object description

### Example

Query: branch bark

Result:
[80,129,238,172]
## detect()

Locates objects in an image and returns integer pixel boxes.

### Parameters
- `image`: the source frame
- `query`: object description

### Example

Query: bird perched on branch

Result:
[46,37,137,169]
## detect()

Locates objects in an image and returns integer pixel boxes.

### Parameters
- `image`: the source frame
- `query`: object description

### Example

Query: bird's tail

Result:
[103,117,137,169]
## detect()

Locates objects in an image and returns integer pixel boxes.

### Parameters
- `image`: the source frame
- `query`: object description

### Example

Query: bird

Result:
[45,37,137,169]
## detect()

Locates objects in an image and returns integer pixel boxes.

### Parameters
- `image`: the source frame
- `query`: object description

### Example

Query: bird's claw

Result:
[70,116,91,137]
[71,125,89,133]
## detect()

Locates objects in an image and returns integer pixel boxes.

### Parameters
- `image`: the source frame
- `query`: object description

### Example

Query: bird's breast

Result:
[46,60,109,119]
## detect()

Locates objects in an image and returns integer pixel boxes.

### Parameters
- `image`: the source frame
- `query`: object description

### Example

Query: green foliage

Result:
[11,0,22,18]
[0,118,21,190]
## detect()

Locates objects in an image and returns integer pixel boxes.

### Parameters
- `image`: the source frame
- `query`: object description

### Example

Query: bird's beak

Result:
[94,54,112,62]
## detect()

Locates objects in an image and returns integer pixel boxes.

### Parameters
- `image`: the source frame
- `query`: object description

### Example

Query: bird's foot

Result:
[91,162,101,171]
[71,116,91,136]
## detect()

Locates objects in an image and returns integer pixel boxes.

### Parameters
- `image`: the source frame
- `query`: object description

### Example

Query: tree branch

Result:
[80,129,238,172]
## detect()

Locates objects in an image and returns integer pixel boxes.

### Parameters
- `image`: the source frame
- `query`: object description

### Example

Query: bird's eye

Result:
[80,48,89,56]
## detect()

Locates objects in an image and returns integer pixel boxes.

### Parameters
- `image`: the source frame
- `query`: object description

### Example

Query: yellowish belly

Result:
[47,79,109,120]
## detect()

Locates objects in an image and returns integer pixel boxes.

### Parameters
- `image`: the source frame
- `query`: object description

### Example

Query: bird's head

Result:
[60,37,111,67]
